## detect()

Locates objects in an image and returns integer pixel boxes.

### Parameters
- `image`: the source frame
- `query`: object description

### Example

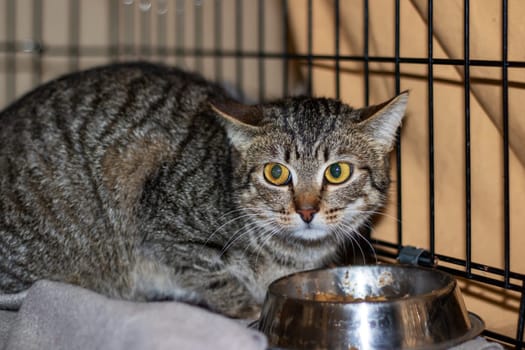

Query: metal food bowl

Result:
[257,265,484,350]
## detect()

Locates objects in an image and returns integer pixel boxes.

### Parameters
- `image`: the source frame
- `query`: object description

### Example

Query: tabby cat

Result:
[0,62,407,318]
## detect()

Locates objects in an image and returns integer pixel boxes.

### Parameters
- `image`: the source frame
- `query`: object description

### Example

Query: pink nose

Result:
[297,208,318,223]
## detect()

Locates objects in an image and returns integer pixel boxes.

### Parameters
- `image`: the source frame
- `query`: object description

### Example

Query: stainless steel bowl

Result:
[257,265,484,350]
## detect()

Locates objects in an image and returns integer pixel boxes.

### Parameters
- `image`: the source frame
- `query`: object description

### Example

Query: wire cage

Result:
[1,0,524,348]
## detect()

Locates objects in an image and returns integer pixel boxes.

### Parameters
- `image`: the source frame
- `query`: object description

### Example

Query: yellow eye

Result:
[263,163,291,186]
[324,162,353,184]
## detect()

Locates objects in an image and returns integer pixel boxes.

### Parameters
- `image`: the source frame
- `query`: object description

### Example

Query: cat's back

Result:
[0,62,227,202]
[0,61,228,167]
[0,62,224,131]
[0,62,229,293]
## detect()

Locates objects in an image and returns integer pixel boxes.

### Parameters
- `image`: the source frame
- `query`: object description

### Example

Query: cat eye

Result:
[263,163,291,186]
[324,162,353,184]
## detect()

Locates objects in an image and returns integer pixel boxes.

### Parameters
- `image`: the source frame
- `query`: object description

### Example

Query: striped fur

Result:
[0,62,407,318]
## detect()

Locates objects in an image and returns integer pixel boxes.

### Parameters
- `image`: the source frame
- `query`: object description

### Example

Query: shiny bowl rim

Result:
[266,264,457,305]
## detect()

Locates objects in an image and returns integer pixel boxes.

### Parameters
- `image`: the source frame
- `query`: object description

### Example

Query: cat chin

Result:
[292,227,330,241]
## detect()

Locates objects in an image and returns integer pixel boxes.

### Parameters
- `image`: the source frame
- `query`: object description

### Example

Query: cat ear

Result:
[357,91,409,151]
[210,100,263,150]
[211,100,263,127]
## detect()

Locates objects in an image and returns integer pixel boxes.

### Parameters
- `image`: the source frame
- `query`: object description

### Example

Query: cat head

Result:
[211,92,408,249]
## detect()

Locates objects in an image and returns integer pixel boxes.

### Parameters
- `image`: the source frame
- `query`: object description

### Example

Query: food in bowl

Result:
[310,291,389,302]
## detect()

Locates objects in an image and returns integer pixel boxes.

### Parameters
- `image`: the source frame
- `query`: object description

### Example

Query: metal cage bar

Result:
[235,0,243,97]
[5,0,16,103]
[69,0,80,70]
[214,0,223,83]
[175,0,184,66]
[394,0,402,250]
[32,0,43,85]
[363,0,369,106]
[156,0,167,57]
[427,0,436,258]
[194,1,203,72]
[306,0,313,96]
[139,0,151,57]
[281,0,289,97]
[502,0,511,290]
[258,0,265,102]
[124,0,135,56]
[334,0,340,100]
[463,0,472,278]
[517,283,525,349]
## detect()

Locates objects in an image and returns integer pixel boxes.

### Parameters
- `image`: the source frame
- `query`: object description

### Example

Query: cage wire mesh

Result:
[1,0,525,348]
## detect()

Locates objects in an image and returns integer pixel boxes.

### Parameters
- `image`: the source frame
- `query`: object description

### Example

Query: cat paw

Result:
[225,303,261,320]
[143,288,218,313]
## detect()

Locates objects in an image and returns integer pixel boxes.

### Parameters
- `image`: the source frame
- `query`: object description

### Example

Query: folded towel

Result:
[1,280,267,350]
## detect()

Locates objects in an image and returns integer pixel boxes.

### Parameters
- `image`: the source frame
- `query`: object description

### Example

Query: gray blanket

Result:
[0,280,504,350]
[0,280,266,350]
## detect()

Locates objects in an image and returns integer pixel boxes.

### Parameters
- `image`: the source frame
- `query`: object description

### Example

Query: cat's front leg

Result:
[170,264,262,320]
[129,256,260,319]
[191,273,262,320]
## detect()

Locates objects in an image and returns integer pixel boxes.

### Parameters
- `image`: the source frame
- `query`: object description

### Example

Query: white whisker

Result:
[199,211,261,253]
[345,208,401,223]
[253,226,284,265]
[220,217,277,256]
[337,220,377,264]
[219,220,261,256]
